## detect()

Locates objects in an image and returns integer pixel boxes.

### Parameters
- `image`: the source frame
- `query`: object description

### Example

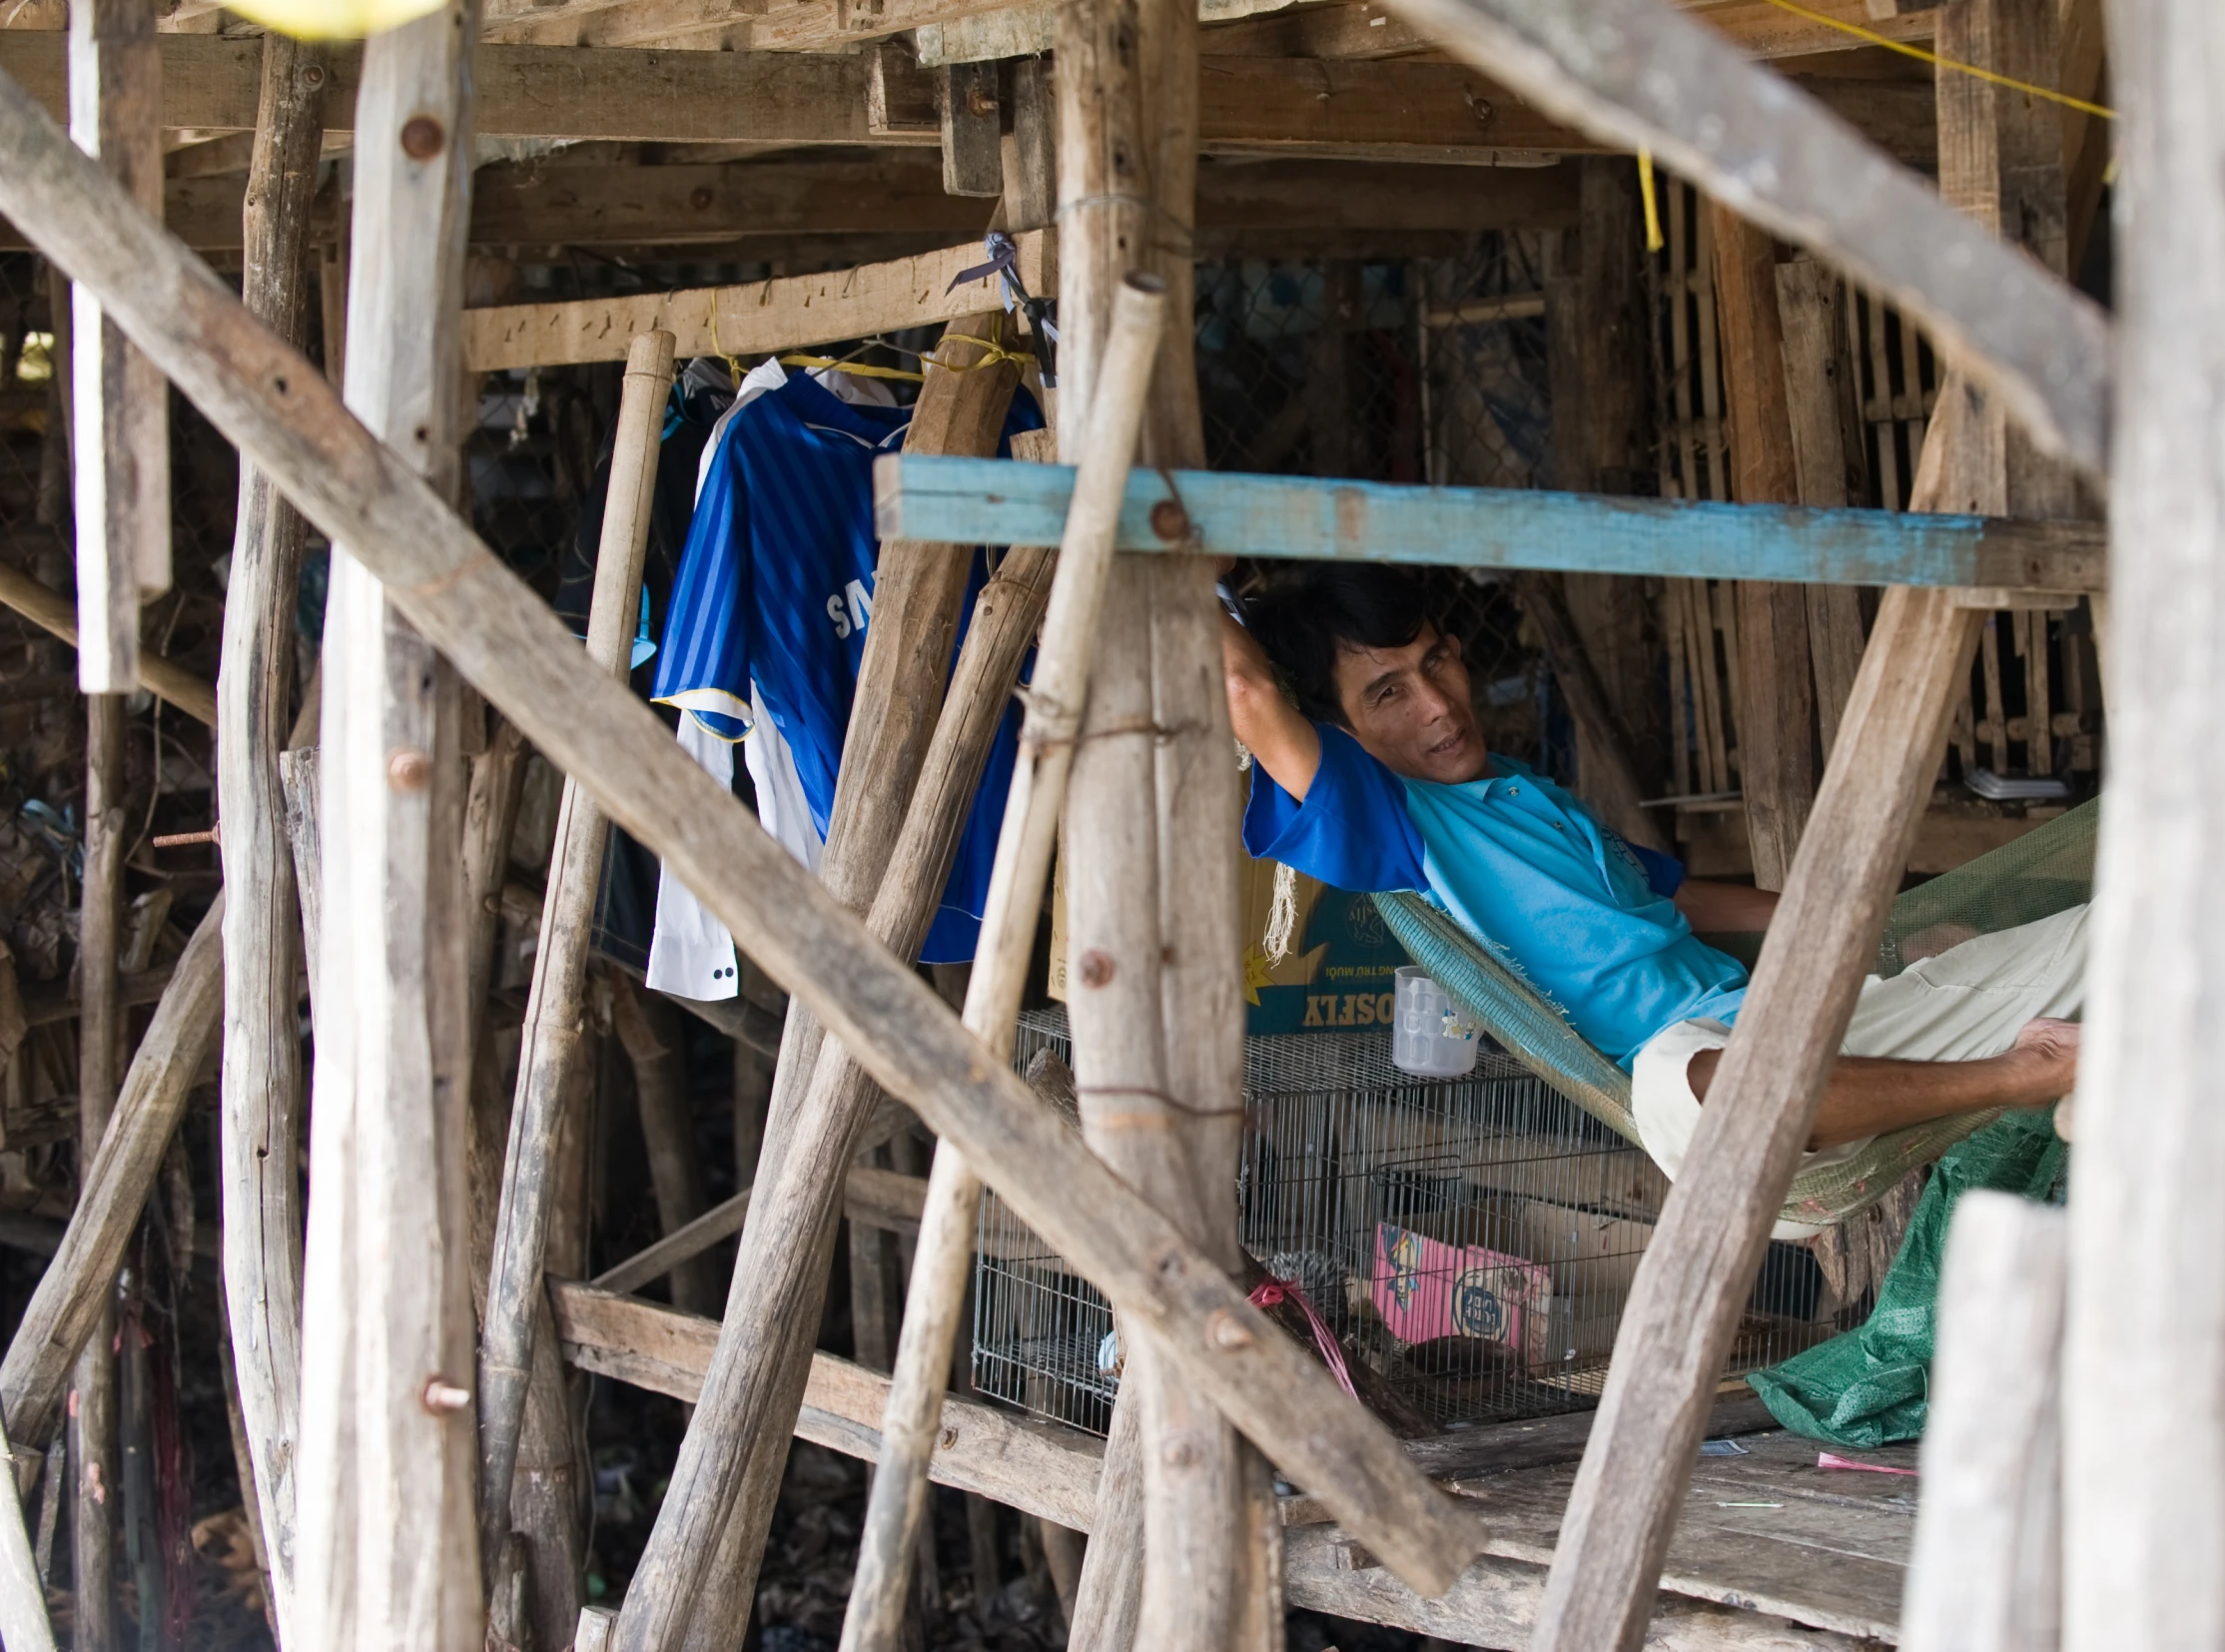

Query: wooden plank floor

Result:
[1459,1429,1916,1642]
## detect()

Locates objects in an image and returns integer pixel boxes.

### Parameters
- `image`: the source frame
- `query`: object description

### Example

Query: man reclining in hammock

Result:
[1223,564,2082,1214]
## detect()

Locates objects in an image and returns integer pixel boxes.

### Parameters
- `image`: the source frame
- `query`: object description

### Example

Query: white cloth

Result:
[646,359,894,1000]
[1631,903,2089,1239]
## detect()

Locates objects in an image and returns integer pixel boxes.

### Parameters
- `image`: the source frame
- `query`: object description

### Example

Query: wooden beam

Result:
[66,0,167,692]
[1,154,1584,254]
[546,1282,1876,1652]
[0,50,1481,1605]
[294,6,482,1644]
[458,232,1053,372]
[0,33,1939,168]
[873,454,2108,590]
[0,561,215,722]
[2061,0,2225,1642]
[1372,0,2112,480]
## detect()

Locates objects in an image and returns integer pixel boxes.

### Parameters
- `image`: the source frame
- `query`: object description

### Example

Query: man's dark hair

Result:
[1242,564,1436,726]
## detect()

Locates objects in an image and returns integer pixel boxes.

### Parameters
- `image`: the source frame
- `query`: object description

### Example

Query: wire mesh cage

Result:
[976,1008,1833,1438]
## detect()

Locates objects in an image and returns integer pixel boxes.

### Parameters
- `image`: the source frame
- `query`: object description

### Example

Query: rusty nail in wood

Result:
[399,116,446,160]
[966,84,998,118]
[421,1378,471,1413]
[1078,949,1114,988]
[1208,1309,1253,1350]
[1148,500,1190,541]
[387,748,431,791]
[1470,97,1494,125]
[152,823,220,848]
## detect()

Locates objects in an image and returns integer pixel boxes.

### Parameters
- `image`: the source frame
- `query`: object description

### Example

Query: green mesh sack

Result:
[1372,799,2098,1228]
[1744,1104,2068,1447]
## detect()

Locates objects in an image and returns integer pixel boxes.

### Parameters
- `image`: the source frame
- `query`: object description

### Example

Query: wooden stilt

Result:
[1712,204,1816,891]
[2061,0,2225,1644]
[0,78,1479,1603]
[613,314,1027,1652]
[66,0,164,693]
[478,328,674,1594]
[72,689,124,1651]
[215,37,326,1642]
[1057,0,1282,1636]
[841,275,1167,1652]
[296,3,483,1642]
[1534,0,2073,1641]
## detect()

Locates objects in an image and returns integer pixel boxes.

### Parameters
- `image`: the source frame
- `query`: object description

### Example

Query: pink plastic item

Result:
[1817,1452,1918,1477]
[1370,1222,1551,1367]
[1250,1276,1359,1401]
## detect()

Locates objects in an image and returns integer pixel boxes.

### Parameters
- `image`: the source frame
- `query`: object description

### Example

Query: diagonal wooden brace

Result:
[0,63,1481,1600]
[1373,0,2111,480]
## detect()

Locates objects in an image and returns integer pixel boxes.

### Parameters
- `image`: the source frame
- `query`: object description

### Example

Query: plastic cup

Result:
[1391,965,1479,1077]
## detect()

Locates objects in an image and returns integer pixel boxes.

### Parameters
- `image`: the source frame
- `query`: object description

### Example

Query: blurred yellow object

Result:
[221,0,445,39]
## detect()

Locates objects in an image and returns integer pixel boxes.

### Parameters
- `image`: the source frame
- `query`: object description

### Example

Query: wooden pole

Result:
[612,315,1027,1652]
[2061,0,2225,1644]
[0,1414,56,1652]
[479,328,675,1577]
[215,37,327,1643]
[296,2,483,1642]
[1901,1192,2065,1652]
[0,899,225,1454]
[1533,2,2072,1642]
[840,273,1168,1652]
[0,76,1480,1602]
[66,0,165,692]
[1711,203,1816,892]
[72,689,125,1652]
[1057,0,1283,1636]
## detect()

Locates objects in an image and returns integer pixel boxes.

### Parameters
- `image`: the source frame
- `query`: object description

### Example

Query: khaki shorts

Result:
[1630,903,2088,1239]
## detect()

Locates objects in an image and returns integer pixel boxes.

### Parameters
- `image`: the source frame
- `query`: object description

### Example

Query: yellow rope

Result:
[1638,148,1666,253]
[924,333,1039,375]
[1756,0,2115,120]
[777,354,928,383]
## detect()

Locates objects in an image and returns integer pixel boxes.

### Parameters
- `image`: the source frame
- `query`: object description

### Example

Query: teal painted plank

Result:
[872,455,2106,591]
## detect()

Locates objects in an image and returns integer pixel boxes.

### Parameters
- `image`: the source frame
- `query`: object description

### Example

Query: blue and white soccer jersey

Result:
[643,362,1039,999]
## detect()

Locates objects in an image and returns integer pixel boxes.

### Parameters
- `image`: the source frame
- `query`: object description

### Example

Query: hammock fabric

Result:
[1372,798,2098,1229]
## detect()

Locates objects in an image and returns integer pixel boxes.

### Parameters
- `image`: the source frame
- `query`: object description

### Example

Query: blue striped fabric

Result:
[652,370,1044,962]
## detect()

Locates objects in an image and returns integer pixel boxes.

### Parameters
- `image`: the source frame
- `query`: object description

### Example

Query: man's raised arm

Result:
[1223,610,1323,803]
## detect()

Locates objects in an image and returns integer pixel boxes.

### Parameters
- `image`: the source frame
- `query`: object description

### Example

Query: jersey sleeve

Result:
[1242,723,1429,894]
[652,415,753,741]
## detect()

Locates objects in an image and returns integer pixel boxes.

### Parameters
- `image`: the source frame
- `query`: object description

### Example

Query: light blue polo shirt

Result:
[1244,724,1749,1069]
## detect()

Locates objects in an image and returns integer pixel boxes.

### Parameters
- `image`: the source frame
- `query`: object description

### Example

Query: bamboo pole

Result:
[610,979,718,1315]
[478,328,675,1575]
[0,564,212,725]
[0,78,1481,1599]
[840,272,1166,1652]
[72,689,124,1652]
[215,37,326,1642]
[296,3,483,1642]
[617,315,1029,1652]
[67,0,165,692]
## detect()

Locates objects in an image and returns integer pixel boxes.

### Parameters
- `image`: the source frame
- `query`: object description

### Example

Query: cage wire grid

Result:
[978,1010,1832,1439]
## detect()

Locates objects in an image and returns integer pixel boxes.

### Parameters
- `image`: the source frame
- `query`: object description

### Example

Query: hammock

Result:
[1373,799,2099,1229]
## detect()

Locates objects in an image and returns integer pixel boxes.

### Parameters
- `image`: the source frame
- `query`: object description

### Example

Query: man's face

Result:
[1331,622,1488,784]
